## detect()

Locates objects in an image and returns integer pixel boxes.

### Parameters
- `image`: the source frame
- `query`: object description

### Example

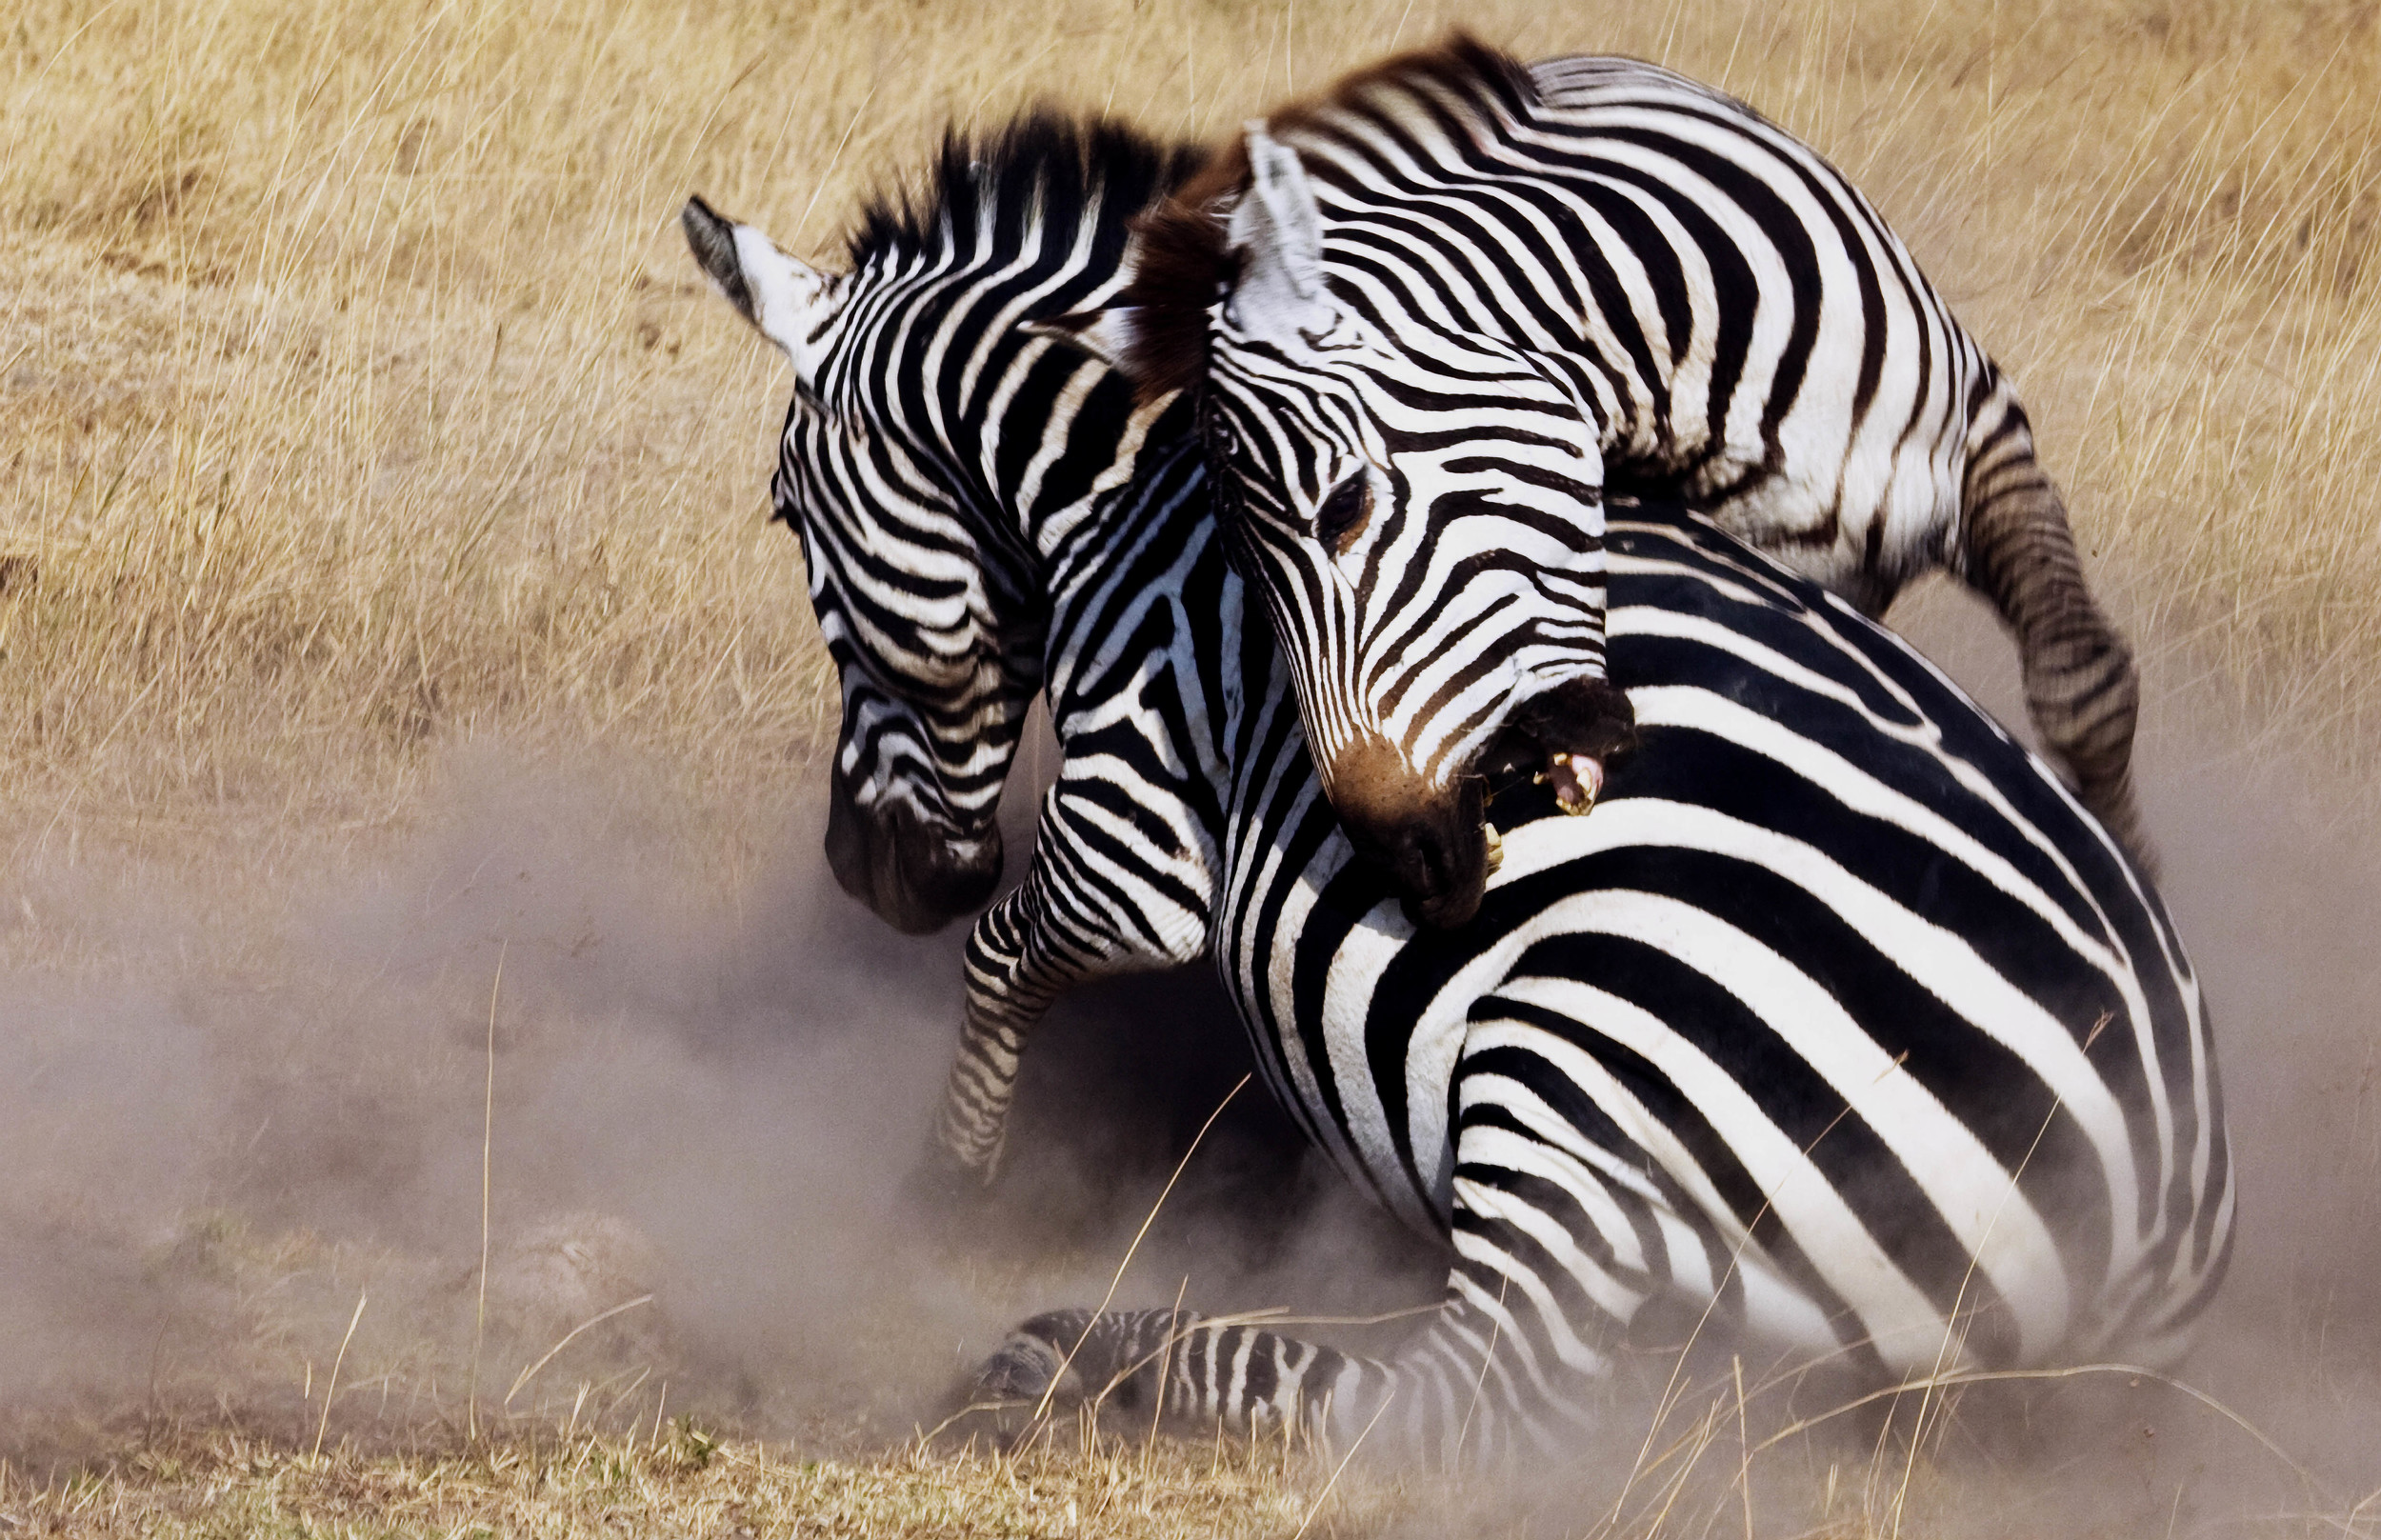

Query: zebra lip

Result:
[1535,752,1605,816]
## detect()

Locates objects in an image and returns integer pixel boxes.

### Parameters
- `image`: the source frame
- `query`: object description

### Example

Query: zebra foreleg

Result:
[918,885,1080,1196]
[926,923,1045,1178]
[971,1307,1376,1441]
[963,1270,1597,1462]
[920,776,1218,1198]
[962,1104,1682,1461]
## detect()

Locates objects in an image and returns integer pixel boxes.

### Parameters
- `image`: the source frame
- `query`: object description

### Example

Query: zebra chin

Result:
[824,762,1005,935]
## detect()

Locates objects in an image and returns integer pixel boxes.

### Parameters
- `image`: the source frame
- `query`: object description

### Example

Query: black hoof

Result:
[974,1310,1092,1407]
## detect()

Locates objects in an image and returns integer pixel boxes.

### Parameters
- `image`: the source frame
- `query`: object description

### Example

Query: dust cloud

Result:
[0,741,1425,1472]
[0,583,2375,1531]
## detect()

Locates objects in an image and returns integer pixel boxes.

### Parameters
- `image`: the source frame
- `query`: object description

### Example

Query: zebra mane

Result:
[845,110,1204,288]
[1117,31,1536,399]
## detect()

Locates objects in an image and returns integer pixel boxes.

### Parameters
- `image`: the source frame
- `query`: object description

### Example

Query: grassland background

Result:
[5,0,2381,825]
[3,0,2379,1534]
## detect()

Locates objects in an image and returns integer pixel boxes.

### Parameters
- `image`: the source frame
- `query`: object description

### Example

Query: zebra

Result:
[1079,35,2146,930]
[683,111,2230,1462]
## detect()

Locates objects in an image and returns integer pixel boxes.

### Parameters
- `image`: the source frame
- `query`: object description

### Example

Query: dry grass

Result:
[0,1364,2358,1539]
[0,1423,1352,1538]
[5,0,2380,1533]
[4,0,2379,834]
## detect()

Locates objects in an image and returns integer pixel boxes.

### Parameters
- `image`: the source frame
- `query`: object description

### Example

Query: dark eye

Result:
[1314,472,1372,554]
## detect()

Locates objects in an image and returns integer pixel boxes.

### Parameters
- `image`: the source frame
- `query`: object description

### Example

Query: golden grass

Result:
[0,1424,1353,1539]
[2,1364,2357,1539]
[4,0,2379,830]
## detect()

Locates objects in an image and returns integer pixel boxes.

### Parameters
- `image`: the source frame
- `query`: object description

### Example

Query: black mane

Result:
[1118,31,1530,400]
[846,110,1206,276]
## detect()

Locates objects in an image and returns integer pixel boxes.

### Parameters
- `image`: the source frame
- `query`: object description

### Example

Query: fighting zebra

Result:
[1080,36,2144,929]
[682,111,2230,1463]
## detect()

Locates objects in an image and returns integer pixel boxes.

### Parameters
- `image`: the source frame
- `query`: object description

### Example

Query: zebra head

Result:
[1126,125,1633,928]
[684,195,1031,934]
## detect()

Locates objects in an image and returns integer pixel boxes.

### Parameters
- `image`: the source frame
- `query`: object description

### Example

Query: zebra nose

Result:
[1390,820,1485,930]
[1325,736,1489,930]
[825,762,1005,934]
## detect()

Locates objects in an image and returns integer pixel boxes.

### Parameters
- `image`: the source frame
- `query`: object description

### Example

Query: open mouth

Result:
[1539,751,1605,815]
[1472,677,1639,858]
[1471,739,1603,879]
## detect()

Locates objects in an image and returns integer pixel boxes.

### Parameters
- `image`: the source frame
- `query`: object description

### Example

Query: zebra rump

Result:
[682,110,2229,1464]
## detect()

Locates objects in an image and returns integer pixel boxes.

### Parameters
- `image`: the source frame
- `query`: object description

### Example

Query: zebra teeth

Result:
[1482,823,1504,874]
[1546,751,1604,816]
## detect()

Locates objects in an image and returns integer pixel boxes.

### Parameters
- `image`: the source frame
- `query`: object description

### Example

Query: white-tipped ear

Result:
[1021,307,1144,375]
[680,196,837,375]
[1224,123,1330,338]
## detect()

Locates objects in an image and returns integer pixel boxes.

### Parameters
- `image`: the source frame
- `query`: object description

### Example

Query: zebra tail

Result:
[1958,391,2152,871]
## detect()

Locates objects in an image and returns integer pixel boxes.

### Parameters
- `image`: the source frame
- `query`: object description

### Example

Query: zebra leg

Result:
[1959,399,2150,868]
[920,775,1214,1196]
[919,899,1067,1190]
[919,844,1110,1195]
[973,1306,1378,1442]
[965,1191,1622,1459]
[966,1036,1780,1462]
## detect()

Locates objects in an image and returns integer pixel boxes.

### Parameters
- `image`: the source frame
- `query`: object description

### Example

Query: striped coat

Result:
[683,113,2229,1462]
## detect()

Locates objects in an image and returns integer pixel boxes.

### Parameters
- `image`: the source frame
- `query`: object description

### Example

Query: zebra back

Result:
[1109,33,2148,930]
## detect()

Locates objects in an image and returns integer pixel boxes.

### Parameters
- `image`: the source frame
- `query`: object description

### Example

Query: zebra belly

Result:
[1678,456,1963,615]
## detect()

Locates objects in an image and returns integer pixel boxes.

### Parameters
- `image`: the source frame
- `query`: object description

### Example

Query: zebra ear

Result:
[1021,308,1145,376]
[1225,124,1331,338]
[681,195,838,377]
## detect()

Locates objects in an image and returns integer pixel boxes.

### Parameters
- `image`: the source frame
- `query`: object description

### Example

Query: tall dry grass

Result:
[3,0,2378,838]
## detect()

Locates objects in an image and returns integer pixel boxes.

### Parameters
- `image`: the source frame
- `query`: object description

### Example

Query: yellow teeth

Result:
[1546,751,1602,816]
[1483,823,1505,874]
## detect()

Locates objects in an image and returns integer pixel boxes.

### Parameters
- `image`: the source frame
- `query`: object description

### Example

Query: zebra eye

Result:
[1313,472,1372,554]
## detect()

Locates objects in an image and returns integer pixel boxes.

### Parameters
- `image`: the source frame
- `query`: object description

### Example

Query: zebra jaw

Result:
[1536,752,1604,816]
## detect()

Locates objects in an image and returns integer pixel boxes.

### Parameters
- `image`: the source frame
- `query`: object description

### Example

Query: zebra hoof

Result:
[974,1312,1089,1409]
[898,1139,1001,1227]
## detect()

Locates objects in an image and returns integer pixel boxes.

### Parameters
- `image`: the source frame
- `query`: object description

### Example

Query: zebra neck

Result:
[1000,372,1192,570]
[1030,405,1245,792]
[1027,393,1208,663]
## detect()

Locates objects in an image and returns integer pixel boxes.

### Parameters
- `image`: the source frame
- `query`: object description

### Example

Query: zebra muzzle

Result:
[1537,751,1604,816]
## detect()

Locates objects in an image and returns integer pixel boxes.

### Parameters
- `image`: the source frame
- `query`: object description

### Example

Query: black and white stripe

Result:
[686,111,2229,1463]
[1114,37,2146,930]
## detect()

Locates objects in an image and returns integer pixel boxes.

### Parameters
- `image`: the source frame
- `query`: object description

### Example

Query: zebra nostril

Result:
[1326,735,1491,927]
[1390,816,1488,930]
[1403,828,1451,896]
